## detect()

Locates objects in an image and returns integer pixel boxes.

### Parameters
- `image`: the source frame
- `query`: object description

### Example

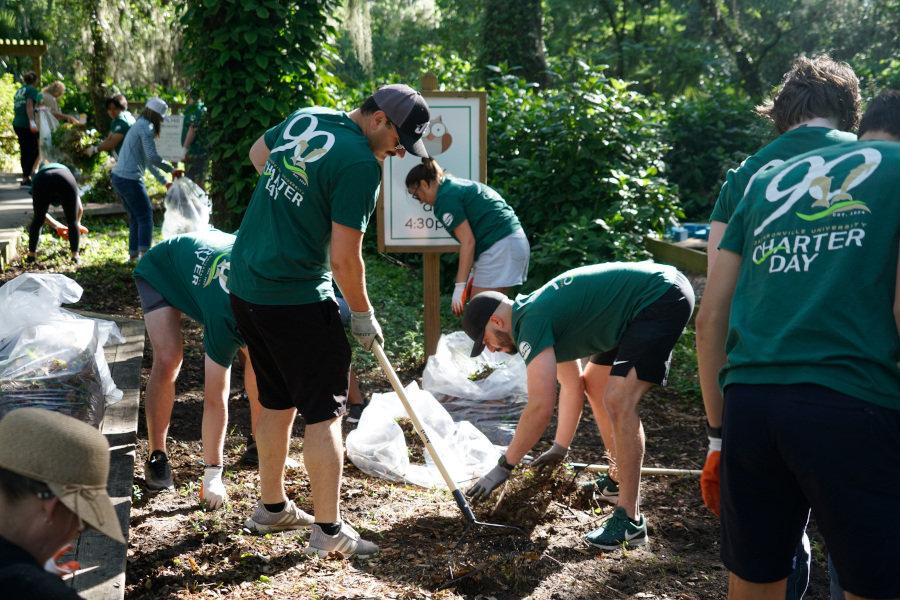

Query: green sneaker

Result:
[580,473,619,504]
[584,506,648,550]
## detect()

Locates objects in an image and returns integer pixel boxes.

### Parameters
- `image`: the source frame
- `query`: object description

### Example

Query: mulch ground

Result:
[0,261,833,599]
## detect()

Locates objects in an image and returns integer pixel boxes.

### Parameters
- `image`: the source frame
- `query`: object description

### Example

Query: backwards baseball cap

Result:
[145,96,168,118]
[462,291,507,357]
[373,84,431,157]
[0,408,125,544]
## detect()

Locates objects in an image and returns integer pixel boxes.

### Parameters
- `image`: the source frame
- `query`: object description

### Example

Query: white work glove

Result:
[466,459,512,502]
[530,442,568,471]
[451,281,467,315]
[29,120,38,133]
[200,466,226,509]
[85,145,98,156]
[351,308,383,351]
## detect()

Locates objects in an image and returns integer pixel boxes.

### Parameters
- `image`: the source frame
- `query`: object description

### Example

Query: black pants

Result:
[30,168,80,253]
[14,126,39,181]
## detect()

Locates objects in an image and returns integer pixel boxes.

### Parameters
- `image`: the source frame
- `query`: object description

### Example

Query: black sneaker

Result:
[145,450,174,490]
[144,450,175,490]
[240,434,258,466]
[346,400,368,424]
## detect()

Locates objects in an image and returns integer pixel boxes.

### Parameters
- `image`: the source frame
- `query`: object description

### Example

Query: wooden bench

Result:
[64,313,144,600]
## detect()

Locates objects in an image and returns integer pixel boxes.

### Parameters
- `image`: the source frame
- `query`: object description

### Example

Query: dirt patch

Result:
[396,417,426,463]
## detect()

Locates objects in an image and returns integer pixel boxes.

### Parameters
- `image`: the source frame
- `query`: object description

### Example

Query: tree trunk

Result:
[481,0,549,86]
[87,1,110,131]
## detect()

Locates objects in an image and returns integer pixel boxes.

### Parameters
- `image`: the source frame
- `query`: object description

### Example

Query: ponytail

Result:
[405,157,444,187]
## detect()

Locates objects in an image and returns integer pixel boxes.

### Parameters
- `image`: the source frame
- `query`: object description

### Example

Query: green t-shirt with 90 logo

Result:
[133,229,244,368]
[109,111,135,156]
[434,175,522,259]
[511,262,679,364]
[13,85,42,128]
[229,108,381,305]
[181,101,207,156]
[710,127,857,224]
[719,140,900,410]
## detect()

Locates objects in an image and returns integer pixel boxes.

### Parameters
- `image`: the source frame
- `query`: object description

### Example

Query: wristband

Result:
[498,455,515,471]
[706,421,722,439]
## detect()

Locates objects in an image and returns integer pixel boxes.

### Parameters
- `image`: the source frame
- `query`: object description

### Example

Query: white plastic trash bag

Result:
[0,274,125,427]
[37,109,61,162]
[423,331,527,400]
[346,381,500,488]
[162,176,211,239]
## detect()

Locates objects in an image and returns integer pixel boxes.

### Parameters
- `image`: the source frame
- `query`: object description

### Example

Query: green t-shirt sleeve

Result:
[110,118,127,134]
[330,161,380,232]
[719,202,746,255]
[436,194,467,233]
[263,120,285,150]
[203,320,242,368]
[516,314,555,365]
[709,169,740,223]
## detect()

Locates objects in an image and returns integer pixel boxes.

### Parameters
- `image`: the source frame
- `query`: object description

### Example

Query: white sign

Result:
[381,94,485,250]
[156,114,185,161]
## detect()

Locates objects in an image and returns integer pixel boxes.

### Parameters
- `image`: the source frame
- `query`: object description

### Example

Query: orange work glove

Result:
[700,434,722,516]
[55,225,69,239]
[44,544,80,576]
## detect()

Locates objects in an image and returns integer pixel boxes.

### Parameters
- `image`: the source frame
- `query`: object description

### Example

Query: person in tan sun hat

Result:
[0,408,125,599]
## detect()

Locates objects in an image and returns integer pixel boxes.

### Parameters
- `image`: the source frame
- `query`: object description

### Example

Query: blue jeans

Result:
[785,533,811,600]
[111,173,153,256]
[828,554,845,600]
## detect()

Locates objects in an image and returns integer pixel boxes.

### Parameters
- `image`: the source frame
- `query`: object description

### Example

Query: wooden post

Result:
[421,72,441,357]
[33,54,41,85]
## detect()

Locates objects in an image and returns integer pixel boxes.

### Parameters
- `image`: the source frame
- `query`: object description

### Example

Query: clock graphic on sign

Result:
[422,115,453,157]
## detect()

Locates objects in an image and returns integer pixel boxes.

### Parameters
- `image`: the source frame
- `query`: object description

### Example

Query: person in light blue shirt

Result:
[111,97,175,260]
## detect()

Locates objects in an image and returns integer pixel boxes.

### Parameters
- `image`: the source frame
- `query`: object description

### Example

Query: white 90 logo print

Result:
[270,113,335,164]
[753,148,881,235]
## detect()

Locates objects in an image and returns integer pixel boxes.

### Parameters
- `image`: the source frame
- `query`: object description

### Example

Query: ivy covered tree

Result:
[180,0,339,228]
[480,0,548,86]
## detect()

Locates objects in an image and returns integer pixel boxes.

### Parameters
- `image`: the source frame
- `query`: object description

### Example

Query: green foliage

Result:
[0,72,17,170]
[81,168,117,204]
[179,0,339,229]
[481,0,547,86]
[487,62,682,286]
[49,124,103,178]
[663,84,773,220]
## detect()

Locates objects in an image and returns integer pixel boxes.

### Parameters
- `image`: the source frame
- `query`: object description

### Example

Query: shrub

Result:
[663,85,773,221]
[487,61,682,287]
[0,73,18,171]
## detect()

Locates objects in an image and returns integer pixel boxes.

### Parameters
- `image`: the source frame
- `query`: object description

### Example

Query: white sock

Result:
[201,466,226,509]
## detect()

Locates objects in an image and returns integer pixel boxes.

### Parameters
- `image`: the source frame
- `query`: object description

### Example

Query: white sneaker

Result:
[200,466,227,509]
[305,522,379,558]
[244,499,314,534]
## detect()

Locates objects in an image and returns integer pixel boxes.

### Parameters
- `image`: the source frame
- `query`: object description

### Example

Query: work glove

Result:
[466,460,512,502]
[700,425,722,516]
[451,282,467,316]
[530,442,568,471]
[351,309,384,351]
[29,120,38,133]
[200,466,226,510]
[85,145,98,156]
[44,544,79,576]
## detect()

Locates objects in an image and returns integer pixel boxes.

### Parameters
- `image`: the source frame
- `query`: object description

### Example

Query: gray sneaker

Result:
[305,522,379,558]
[144,451,174,490]
[243,499,314,534]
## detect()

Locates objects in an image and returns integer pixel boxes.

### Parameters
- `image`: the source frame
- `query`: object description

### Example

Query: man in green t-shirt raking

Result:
[696,90,900,600]
[181,91,208,187]
[12,71,43,186]
[134,228,261,511]
[462,262,695,549]
[228,84,430,558]
[87,94,134,159]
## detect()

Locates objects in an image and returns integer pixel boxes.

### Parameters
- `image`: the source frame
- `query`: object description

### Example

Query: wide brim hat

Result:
[0,408,125,544]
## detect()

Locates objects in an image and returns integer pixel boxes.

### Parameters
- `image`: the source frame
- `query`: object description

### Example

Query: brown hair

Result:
[106,94,127,111]
[405,158,444,188]
[141,107,164,137]
[22,71,37,86]
[859,89,900,139]
[0,466,50,503]
[756,55,861,134]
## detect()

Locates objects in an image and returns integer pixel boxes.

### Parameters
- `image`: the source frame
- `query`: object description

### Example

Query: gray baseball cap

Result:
[374,84,431,157]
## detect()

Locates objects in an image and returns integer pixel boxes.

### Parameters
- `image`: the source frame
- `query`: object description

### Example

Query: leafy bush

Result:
[486,61,682,287]
[0,73,18,171]
[81,168,117,204]
[663,85,773,221]
[49,124,103,178]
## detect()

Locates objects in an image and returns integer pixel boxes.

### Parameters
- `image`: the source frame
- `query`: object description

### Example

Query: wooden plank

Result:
[645,236,708,275]
[423,253,441,357]
[64,313,144,600]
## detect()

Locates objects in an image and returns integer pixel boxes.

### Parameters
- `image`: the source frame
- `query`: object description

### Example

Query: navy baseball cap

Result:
[374,84,431,157]
[462,291,506,357]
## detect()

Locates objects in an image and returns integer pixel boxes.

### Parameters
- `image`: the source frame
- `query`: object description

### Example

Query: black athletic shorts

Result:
[590,272,694,385]
[229,294,350,424]
[721,383,900,598]
[134,277,172,314]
